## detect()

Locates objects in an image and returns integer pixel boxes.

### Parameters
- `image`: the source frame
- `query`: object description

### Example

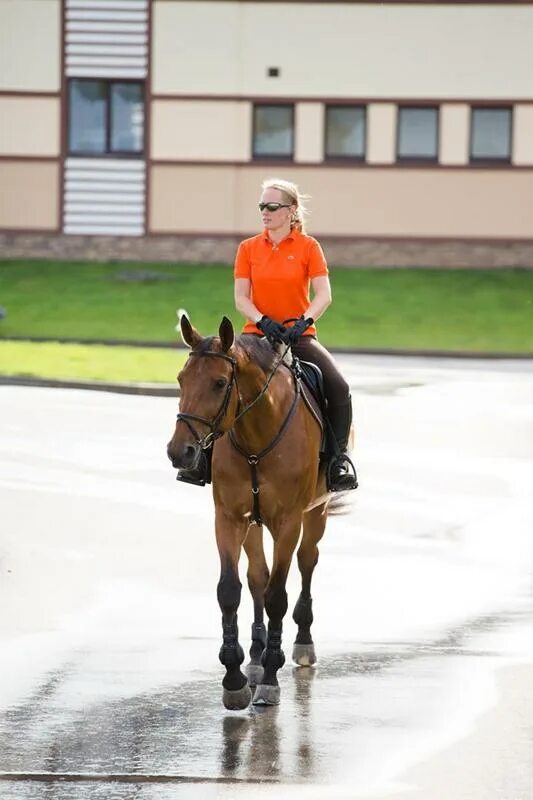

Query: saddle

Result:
[298,359,326,408]
[291,358,329,457]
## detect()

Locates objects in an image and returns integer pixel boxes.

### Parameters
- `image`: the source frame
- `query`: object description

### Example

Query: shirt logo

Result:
[287,255,295,260]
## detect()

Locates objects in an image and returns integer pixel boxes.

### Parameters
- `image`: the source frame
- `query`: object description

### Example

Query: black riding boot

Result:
[327,399,358,492]
[176,445,213,487]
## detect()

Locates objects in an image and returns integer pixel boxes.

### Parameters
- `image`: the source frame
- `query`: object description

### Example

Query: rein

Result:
[229,368,300,526]
[176,343,300,525]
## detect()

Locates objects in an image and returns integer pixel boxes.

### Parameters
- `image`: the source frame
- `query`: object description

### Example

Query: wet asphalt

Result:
[1,354,533,799]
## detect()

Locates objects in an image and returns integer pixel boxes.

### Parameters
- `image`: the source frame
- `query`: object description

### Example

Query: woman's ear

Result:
[219,316,235,352]
[180,315,202,348]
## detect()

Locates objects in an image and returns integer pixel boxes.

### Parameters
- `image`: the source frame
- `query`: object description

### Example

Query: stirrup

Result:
[327,454,358,492]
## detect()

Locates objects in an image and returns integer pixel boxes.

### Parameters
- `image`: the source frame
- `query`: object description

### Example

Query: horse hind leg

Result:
[243,524,269,688]
[216,509,251,711]
[292,502,328,667]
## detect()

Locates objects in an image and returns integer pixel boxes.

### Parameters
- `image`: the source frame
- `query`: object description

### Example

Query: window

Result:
[325,106,366,160]
[253,105,294,159]
[68,79,144,156]
[470,107,512,162]
[397,107,439,161]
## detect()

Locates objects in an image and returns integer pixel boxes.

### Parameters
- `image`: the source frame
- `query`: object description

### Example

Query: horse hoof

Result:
[252,684,280,706]
[246,663,264,688]
[223,683,252,711]
[292,643,317,667]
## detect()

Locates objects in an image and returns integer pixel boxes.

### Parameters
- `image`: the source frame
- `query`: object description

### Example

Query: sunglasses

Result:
[259,202,291,212]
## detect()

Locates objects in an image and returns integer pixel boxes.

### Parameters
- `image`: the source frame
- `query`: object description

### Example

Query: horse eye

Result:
[215,378,227,389]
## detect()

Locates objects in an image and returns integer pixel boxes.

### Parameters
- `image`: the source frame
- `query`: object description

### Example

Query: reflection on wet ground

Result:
[1,604,532,800]
[1,362,533,800]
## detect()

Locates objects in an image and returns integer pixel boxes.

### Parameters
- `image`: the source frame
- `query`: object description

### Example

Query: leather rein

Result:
[176,345,300,526]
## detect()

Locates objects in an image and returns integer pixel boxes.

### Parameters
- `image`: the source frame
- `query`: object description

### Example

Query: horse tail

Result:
[327,492,354,517]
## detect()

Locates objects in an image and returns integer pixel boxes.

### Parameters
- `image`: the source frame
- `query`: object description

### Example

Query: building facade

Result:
[1,0,533,266]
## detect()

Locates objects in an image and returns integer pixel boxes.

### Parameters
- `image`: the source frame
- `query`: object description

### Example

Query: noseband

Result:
[176,351,238,450]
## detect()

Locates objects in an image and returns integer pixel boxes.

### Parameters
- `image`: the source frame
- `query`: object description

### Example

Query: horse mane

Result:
[190,331,280,374]
[235,335,278,373]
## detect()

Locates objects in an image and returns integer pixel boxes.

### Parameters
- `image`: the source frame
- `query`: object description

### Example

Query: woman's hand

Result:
[284,316,314,345]
[257,316,288,343]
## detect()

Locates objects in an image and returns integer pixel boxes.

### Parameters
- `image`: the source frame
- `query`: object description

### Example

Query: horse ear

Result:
[219,316,235,352]
[180,315,201,349]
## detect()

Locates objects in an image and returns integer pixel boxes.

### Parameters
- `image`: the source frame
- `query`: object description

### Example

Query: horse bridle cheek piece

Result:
[175,351,239,451]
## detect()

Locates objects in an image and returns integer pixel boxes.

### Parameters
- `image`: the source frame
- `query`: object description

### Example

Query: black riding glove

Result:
[284,316,314,346]
[257,315,287,343]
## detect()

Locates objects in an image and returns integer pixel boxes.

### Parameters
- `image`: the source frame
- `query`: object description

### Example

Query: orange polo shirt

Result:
[234,227,328,336]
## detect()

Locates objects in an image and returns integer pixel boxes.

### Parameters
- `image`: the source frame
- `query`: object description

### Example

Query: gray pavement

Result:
[1,355,533,799]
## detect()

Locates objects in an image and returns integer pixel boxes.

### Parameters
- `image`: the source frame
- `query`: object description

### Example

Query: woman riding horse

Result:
[168,314,344,708]
[178,177,358,492]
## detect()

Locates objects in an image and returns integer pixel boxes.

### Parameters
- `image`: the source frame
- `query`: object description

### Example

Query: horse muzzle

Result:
[166,440,201,470]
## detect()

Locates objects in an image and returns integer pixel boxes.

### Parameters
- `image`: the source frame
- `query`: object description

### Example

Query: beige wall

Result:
[0,97,60,156]
[0,161,59,230]
[295,103,323,163]
[440,104,469,166]
[151,100,251,160]
[299,169,533,239]
[0,0,60,92]
[153,2,533,100]
[152,2,240,96]
[367,104,395,164]
[514,106,533,166]
[149,164,533,240]
[150,165,238,232]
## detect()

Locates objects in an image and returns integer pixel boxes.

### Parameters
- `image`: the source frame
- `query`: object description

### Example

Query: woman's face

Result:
[259,188,295,233]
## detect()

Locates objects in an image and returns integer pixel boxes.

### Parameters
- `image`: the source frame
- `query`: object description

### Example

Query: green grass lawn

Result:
[1,260,532,354]
[0,341,186,384]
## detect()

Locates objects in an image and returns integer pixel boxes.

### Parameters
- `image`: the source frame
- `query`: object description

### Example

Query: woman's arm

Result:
[305,275,332,321]
[234,278,262,324]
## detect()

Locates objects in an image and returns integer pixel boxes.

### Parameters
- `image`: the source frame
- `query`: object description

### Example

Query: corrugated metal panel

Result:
[65,0,148,79]
[64,158,145,236]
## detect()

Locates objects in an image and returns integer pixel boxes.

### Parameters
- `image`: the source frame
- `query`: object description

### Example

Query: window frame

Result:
[67,77,145,158]
[324,104,367,162]
[469,105,513,165]
[252,103,295,161]
[396,105,440,164]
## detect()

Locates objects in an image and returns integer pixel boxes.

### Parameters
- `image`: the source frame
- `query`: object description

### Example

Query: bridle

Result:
[176,350,238,451]
[176,341,300,526]
[176,344,290,449]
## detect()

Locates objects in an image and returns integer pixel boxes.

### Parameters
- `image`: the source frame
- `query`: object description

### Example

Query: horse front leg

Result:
[292,502,328,667]
[243,523,269,688]
[215,507,251,710]
[253,515,302,706]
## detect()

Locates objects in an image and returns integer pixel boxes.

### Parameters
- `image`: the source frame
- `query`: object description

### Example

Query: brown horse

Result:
[167,315,332,710]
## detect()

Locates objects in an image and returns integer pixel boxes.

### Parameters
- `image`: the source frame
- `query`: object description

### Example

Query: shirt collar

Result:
[262,227,299,245]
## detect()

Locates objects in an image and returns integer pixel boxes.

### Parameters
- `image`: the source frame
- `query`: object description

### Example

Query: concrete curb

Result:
[0,375,176,397]
[1,334,532,360]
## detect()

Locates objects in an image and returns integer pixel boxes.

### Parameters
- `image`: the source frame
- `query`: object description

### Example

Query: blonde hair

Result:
[261,178,309,233]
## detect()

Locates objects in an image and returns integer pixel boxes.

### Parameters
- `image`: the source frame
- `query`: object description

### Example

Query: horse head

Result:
[166,316,240,470]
